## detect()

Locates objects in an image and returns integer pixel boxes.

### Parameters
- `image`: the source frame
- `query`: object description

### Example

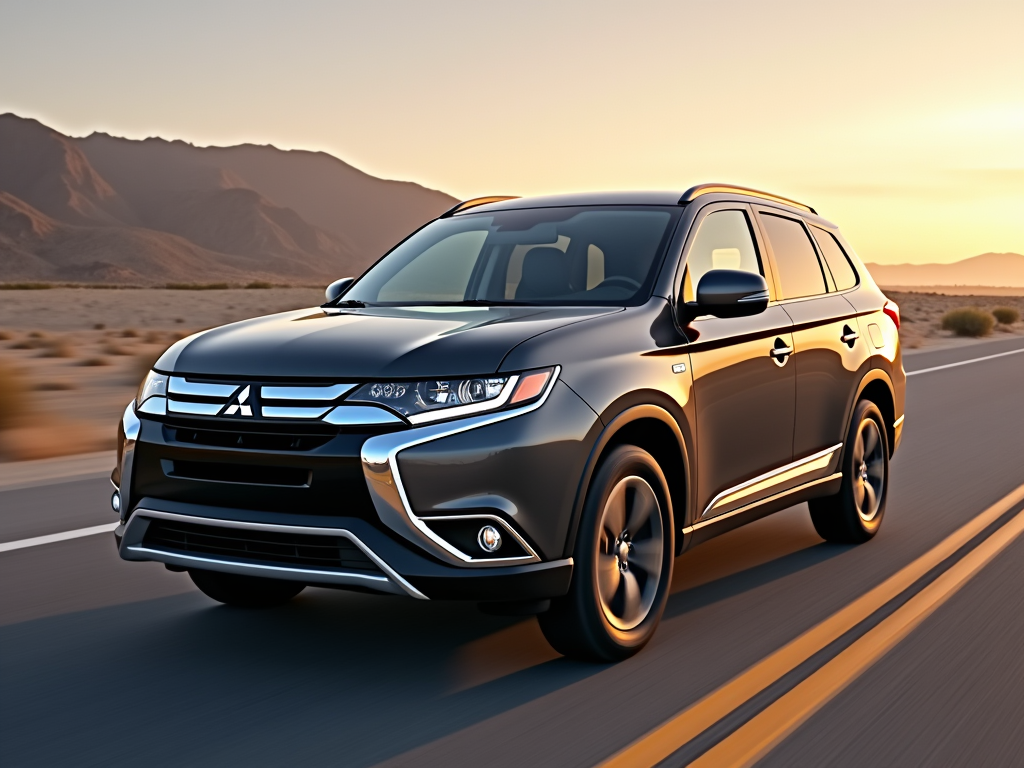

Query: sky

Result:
[1,0,1021,265]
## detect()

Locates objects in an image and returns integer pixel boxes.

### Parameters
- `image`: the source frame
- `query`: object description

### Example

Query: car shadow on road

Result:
[0,586,606,767]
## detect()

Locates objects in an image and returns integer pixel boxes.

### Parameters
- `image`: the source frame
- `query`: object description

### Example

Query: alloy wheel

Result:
[596,475,664,631]
[852,418,885,522]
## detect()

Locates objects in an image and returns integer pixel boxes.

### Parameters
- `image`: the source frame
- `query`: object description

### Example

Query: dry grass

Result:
[941,308,995,337]
[993,307,1021,325]
[0,361,29,430]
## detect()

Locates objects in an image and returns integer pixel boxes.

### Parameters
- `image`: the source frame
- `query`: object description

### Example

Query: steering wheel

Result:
[596,276,642,291]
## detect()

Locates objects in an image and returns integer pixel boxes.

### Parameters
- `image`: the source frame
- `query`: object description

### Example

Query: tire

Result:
[809,399,889,544]
[189,569,305,608]
[539,445,674,662]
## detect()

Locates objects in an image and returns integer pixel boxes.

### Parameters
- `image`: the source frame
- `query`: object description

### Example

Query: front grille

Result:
[164,460,311,487]
[167,425,333,452]
[142,519,383,573]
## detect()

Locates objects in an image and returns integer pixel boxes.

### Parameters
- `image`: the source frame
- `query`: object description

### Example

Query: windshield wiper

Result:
[447,299,535,307]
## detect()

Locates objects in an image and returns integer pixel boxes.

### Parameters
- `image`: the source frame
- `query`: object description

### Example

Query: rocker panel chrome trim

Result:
[120,509,428,599]
[688,472,843,532]
[701,443,842,519]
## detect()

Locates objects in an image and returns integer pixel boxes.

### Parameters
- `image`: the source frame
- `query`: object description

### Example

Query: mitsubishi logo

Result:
[223,385,254,417]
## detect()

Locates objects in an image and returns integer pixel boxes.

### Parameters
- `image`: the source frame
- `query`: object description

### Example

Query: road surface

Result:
[3,336,1024,767]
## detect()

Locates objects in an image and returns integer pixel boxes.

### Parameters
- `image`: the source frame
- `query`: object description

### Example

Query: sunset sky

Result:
[2,0,1021,265]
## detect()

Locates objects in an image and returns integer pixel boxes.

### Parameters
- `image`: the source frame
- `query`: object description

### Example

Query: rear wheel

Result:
[809,399,889,543]
[539,445,674,662]
[189,569,305,608]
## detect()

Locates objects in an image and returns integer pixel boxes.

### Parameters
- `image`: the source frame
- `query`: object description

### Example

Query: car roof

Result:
[450,185,838,229]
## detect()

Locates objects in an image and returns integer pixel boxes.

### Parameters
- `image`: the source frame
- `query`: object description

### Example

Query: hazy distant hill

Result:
[0,113,457,284]
[866,253,1024,288]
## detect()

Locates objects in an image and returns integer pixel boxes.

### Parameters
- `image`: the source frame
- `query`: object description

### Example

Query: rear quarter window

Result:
[810,227,859,291]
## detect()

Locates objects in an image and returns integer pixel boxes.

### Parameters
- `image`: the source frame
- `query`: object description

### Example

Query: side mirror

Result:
[324,277,354,304]
[694,269,769,318]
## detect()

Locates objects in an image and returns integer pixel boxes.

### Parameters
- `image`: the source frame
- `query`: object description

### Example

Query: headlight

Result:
[136,370,167,407]
[348,368,556,424]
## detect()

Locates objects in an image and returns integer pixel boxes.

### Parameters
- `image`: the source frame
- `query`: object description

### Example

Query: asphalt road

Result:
[3,337,1024,767]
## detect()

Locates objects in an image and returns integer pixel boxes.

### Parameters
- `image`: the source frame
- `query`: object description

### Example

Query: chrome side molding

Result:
[701,443,843,519]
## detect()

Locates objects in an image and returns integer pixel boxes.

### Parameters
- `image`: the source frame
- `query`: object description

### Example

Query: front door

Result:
[679,204,796,523]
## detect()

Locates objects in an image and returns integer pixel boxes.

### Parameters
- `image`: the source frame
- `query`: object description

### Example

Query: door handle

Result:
[770,343,793,367]
[841,326,859,346]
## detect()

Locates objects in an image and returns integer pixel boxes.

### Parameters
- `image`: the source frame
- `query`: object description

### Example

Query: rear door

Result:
[754,208,867,473]
[680,203,796,523]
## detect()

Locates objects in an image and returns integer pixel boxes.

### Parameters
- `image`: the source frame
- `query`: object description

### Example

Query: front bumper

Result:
[114,379,596,601]
[115,502,573,601]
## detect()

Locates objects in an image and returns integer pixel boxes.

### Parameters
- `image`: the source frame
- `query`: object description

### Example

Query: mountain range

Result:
[0,113,457,284]
[1,112,1020,289]
[865,253,1024,288]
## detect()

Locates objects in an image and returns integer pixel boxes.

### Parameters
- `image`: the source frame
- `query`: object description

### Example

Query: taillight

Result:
[883,300,900,330]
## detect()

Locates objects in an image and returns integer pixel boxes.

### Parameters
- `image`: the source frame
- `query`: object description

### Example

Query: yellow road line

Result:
[599,481,1024,768]
[691,500,1024,768]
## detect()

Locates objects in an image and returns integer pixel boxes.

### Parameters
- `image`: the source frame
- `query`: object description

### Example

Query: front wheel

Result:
[539,445,674,662]
[809,399,889,544]
[189,569,305,608]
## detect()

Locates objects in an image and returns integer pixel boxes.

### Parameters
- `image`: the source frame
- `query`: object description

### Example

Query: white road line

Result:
[0,522,118,553]
[907,346,1024,377]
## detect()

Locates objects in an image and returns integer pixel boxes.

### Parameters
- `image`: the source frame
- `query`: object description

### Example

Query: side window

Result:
[379,230,486,302]
[760,214,827,300]
[810,227,858,291]
[682,210,762,302]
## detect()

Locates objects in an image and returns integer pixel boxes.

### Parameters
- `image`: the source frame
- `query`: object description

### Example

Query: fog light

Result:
[477,525,502,553]
[111,491,121,514]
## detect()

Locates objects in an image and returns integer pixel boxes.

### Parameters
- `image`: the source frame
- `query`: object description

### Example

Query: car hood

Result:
[158,305,621,379]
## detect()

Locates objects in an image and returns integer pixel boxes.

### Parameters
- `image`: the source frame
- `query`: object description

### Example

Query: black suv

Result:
[113,184,905,661]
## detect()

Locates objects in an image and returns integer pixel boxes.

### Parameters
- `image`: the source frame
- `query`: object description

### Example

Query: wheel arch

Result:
[853,370,896,457]
[561,398,692,559]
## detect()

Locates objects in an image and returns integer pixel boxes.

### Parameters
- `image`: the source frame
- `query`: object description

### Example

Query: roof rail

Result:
[440,195,520,218]
[679,183,816,214]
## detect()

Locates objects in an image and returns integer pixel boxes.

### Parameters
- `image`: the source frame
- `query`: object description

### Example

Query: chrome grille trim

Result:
[262,406,332,420]
[261,383,355,401]
[168,378,238,397]
[167,400,223,416]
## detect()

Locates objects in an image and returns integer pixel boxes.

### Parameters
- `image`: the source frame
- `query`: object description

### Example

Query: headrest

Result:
[516,247,573,300]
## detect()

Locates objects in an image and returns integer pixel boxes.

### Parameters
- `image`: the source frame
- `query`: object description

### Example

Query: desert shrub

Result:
[144,331,163,344]
[9,339,36,350]
[28,331,45,338]
[993,307,1020,325]
[0,331,11,341]
[33,381,77,391]
[122,328,139,338]
[0,361,29,430]
[102,342,131,356]
[165,282,231,290]
[0,282,53,290]
[80,356,109,367]
[245,281,274,289]
[38,339,74,358]
[941,308,994,337]
[93,323,106,330]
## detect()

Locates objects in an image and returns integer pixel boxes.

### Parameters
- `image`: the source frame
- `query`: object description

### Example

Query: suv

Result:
[113,184,905,661]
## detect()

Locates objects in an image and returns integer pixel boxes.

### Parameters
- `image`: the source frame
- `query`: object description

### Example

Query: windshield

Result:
[343,206,680,306]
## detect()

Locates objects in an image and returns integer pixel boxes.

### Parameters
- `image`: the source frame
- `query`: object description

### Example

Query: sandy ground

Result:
[886,290,1024,350]
[0,287,323,461]
[0,286,1021,461]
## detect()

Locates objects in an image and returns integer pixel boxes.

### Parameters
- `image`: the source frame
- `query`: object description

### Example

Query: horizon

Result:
[2,0,1022,265]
